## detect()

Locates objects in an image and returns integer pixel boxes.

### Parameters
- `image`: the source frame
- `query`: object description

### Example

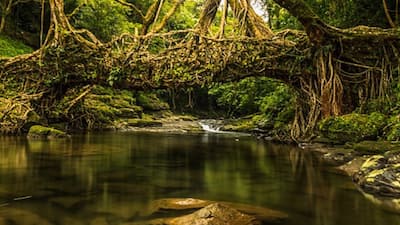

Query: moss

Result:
[127,118,162,127]
[27,125,69,139]
[384,116,400,141]
[136,92,169,111]
[318,113,387,143]
[352,141,400,155]
[0,35,33,58]
[222,118,255,132]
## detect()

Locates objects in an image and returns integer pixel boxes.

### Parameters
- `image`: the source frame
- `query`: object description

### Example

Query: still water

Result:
[0,132,399,225]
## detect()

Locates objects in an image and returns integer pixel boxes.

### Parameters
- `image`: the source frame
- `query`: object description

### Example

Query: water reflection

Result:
[0,133,398,225]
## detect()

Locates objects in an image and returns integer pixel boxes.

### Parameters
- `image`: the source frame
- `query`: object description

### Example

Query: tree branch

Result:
[383,0,396,28]
[141,0,162,35]
[151,0,185,34]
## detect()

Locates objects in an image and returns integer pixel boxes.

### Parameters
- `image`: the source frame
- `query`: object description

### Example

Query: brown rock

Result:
[146,198,287,223]
[335,156,367,176]
[167,203,261,225]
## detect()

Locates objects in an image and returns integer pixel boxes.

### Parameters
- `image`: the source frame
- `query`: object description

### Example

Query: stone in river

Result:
[354,153,400,197]
[167,203,261,225]
[146,198,287,223]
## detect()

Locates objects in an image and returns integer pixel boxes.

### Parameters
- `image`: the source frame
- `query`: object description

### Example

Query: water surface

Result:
[0,132,399,225]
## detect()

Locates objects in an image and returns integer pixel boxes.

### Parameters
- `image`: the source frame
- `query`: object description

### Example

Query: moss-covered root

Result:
[27,125,70,139]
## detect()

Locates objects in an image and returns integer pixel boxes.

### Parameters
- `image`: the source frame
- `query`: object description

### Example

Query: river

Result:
[0,132,399,225]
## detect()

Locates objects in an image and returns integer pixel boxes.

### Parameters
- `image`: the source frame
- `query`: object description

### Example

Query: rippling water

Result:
[0,132,399,225]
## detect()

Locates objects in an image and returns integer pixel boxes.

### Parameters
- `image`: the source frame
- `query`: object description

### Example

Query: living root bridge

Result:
[0,29,309,89]
[1,27,400,139]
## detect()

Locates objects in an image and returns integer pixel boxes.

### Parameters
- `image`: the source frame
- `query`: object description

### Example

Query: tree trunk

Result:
[217,0,228,38]
[196,0,220,34]
[272,0,333,44]
[141,0,163,35]
[228,0,273,38]
[0,14,6,33]
[151,0,185,34]
[0,0,12,33]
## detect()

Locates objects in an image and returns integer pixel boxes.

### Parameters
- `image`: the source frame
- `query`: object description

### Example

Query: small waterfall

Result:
[198,120,225,133]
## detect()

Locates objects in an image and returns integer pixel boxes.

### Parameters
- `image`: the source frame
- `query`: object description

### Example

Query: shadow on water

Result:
[0,133,399,224]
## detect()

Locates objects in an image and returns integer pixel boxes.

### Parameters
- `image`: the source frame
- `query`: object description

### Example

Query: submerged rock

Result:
[145,198,287,223]
[321,148,355,166]
[27,125,69,139]
[167,203,261,225]
[354,153,400,197]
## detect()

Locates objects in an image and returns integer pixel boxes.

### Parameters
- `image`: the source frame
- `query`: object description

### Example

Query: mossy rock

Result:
[318,112,387,143]
[27,125,69,139]
[222,118,255,132]
[117,107,143,118]
[354,153,400,197]
[127,119,162,127]
[136,93,169,111]
[384,115,400,141]
[352,141,400,155]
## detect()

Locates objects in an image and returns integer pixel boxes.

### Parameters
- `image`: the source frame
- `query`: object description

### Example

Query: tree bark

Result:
[0,0,12,33]
[217,0,228,38]
[141,0,163,35]
[272,0,333,43]
[151,0,185,34]
[383,0,396,28]
[0,14,6,33]
[228,0,273,38]
[195,0,220,34]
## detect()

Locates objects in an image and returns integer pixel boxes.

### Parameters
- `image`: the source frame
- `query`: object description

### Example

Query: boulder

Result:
[167,203,261,225]
[318,112,387,143]
[146,198,287,223]
[27,125,69,139]
[353,153,400,197]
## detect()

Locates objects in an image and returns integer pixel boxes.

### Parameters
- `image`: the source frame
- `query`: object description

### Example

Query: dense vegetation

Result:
[0,0,399,143]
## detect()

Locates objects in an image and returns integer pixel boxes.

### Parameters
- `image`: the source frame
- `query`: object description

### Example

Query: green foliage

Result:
[264,0,393,30]
[318,112,387,143]
[166,0,200,31]
[72,0,134,41]
[209,78,295,136]
[0,35,33,57]
[209,77,279,116]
